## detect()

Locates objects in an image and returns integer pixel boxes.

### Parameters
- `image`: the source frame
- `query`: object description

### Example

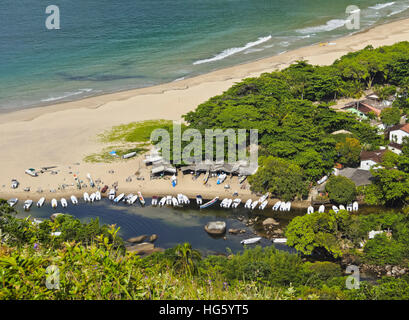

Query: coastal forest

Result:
[3,42,409,300]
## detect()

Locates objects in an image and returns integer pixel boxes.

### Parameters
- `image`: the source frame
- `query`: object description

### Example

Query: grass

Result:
[84,145,149,163]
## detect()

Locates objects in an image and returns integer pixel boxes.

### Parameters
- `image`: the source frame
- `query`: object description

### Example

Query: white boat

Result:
[71,195,78,205]
[172,197,179,207]
[182,195,190,205]
[11,179,19,189]
[124,194,134,203]
[307,206,314,214]
[317,175,328,185]
[241,237,262,245]
[90,193,96,202]
[318,205,325,213]
[177,194,184,205]
[232,198,242,208]
[339,205,345,211]
[259,193,269,203]
[272,201,281,211]
[137,191,145,206]
[83,192,90,202]
[220,198,228,207]
[332,205,339,213]
[25,169,38,177]
[159,197,167,207]
[24,200,33,211]
[95,191,101,201]
[244,199,252,209]
[279,202,287,211]
[61,198,68,208]
[51,199,58,209]
[108,189,116,201]
[353,201,359,211]
[196,195,203,205]
[285,201,291,211]
[217,173,227,185]
[273,238,287,244]
[86,173,95,188]
[151,196,158,206]
[37,197,45,208]
[128,194,138,205]
[166,196,172,206]
[203,171,210,185]
[250,200,259,210]
[224,199,233,208]
[7,198,18,207]
[259,200,268,210]
[114,193,125,203]
[347,203,353,212]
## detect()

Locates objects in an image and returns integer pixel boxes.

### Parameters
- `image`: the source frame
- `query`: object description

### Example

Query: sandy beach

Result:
[1,18,409,205]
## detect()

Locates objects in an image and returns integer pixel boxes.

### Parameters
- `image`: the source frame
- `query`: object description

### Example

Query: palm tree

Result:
[173,243,202,277]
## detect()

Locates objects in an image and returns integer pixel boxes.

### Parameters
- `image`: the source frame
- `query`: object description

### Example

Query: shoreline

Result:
[1,18,409,205]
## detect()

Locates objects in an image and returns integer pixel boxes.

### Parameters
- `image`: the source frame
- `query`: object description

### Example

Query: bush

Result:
[325,176,357,204]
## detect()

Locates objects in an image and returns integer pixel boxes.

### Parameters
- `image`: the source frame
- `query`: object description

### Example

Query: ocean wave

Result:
[297,19,348,34]
[41,88,93,102]
[369,2,396,10]
[193,35,272,65]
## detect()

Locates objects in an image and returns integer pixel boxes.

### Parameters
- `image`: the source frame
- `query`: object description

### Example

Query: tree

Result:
[173,243,202,277]
[380,107,401,126]
[335,137,362,167]
[325,176,357,204]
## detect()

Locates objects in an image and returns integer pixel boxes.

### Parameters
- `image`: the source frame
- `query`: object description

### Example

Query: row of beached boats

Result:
[307,201,359,214]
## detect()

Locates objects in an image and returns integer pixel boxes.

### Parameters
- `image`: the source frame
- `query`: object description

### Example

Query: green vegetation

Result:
[325,176,357,205]
[335,137,362,167]
[380,107,401,126]
[84,145,149,163]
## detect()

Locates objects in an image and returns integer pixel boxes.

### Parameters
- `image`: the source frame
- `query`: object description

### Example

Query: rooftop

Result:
[338,167,374,186]
[360,149,387,163]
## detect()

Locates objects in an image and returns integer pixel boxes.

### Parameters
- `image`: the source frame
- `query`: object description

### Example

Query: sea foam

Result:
[297,19,348,34]
[369,2,396,10]
[193,35,272,65]
[41,88,93,102]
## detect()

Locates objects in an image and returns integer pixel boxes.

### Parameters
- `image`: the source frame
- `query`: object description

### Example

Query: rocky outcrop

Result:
[228,228,246,235]
[204,221,226,235]
[262,218,279,226]
[126,242,164,256]
[149,234,158,243]
[127,235,147,243]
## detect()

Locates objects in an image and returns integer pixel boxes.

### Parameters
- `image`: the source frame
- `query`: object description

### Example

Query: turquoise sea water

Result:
[1,0,409,111]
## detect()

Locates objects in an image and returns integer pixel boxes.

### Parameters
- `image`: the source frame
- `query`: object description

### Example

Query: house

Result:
[337,167,374,186]
[359,149,387,171]
[388,123,409,145]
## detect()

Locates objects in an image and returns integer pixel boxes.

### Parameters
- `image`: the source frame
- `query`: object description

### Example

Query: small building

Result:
[359,149,387,171]
[388,123,409,145]
[388,142,403,155]
[337,167,374,186]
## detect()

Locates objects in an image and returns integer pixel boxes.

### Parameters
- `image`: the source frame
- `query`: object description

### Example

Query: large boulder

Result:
[127,235,147,243]
[149,234,158,243]
[205,221,226,235]
[126,242,164,256]
[262,218,279,226]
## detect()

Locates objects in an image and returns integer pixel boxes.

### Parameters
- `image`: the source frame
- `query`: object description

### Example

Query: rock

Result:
[274,229,283,235]
[127,235,148,243]
[126,242,164,256]
[228,228,240,235]
[149,234,158,243]
[262,218,279,226]
[50,213,63,222]
[204,221,226,235]
[240,229,246,234]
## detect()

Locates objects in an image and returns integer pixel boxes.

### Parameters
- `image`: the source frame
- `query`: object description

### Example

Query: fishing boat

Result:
[171,175,177,187]
[250,200,259,210]
[285,201,291,211]
[86,173,95,188]
[61,198,68,208]
[232,198,242,208]
[196,195,203,205]
[224,199,233,208]
[259,200,268,210]
[182,194,190,204]
[128,194,138,205]
[138,192,145,206]
[95,191,101,201]
[159,197,166,206]
[217,173,227,185]
[203,171,210,185]
[307,206,314,214]
[90,193,96,202]
[25,168,38,177]
[339,204,345,211]
[7,198,18,208]
[272,201,281,211]
[259,193,269,203]
[124,194,134,203]
[200,197,219,209]
[272,238,287,244]
[279,202,287,211]
[220,198,228,207]
[51,199,58,209]
[318,205,325,213]
[352,201,359,211]
[114,193,125,203]
[101,185,109,194]
[83,192,90,202]
[24,200,33,211]
[37,197,45,208]
[239,175,247,184]
[177,194,184,205]
[346,203,353,211]
[151,196,158,206]
[244,199,252,209]
[11,179,19,189]
[108,189,116,201]
[240,237,262,245]
[71,195,78,205]
[332,205,339,213]
[172,197,179,207]
[166,196,172,206]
